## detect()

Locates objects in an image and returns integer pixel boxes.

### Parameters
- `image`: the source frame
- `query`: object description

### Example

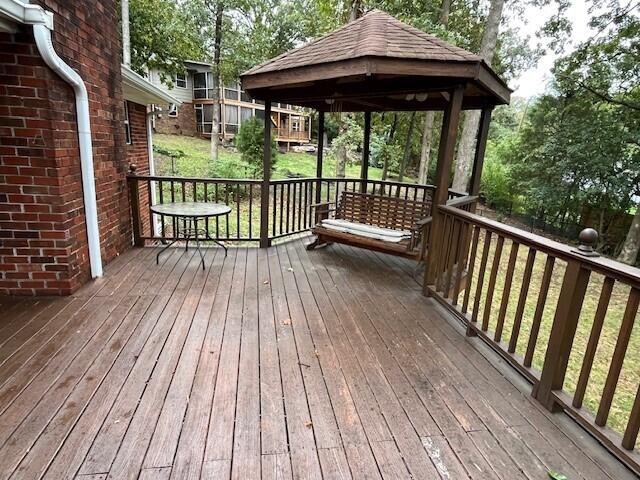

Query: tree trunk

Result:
[399,111,416,182]
[618,208,640,265]
[349,0,362,21]
[418,111,435,184]
[210,1,224,165]
[418,0,450,185]
[452,0,504,192]
[382,114,397,182]
[335,115,347,179]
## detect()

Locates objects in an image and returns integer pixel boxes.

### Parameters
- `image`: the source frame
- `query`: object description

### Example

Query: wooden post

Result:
[458,107,493,287]
[260,100,272,248]
[469,107,493,199]
[424,85,465,291]
[360,111,371,193]
[315,111,325,203]
[128,175,144,247]
[533,260,591,410]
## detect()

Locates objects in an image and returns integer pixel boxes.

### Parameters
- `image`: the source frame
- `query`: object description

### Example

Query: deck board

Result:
[0,239,635,480]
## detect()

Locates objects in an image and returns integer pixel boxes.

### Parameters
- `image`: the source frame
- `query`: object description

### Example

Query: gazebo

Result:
[241,9,510,282]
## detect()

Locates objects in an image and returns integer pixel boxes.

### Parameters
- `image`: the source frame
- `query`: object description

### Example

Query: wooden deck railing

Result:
[426,201,640,472]
[127,174,446,244]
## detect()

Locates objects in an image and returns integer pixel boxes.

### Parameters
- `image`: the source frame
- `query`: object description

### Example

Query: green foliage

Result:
[128,0,203,84]
[332,115,364,164]
[481,153,513,212]
[235,117,277,177]
[369,126,401,172]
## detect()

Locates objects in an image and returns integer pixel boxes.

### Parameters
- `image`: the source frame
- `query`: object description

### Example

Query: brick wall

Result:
[125,101,152,237]
[0,1,136,295]
[154,102,197,137]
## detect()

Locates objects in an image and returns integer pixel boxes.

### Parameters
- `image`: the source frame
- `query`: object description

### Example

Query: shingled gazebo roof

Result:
[241,9,511,112]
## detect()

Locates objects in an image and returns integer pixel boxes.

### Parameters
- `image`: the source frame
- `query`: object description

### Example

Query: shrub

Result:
[235,117,277,178]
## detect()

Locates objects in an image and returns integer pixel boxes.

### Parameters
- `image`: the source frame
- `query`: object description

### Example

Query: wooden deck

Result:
[0,238,635,480]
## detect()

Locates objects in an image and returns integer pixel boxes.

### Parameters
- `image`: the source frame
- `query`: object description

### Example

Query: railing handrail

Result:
[128,173,439,190]
[127,174,262,185]
[446,195,478,208]
[440,203,640,287]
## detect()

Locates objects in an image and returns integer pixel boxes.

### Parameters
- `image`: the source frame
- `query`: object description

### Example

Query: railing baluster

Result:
[494,241,519,342]
[236,184,241,238]
[461,225,480,313]
[443,218,459,296]
[225,184,230,239]
[248,183,253,239]
[573,276,614,408]
[159,180,165,238]
[279,183,284,236]
[596,287,640,426]
[481,235,504,331]
[508,248,536,353]
[524,255,555,367]
[204,182,209,238]
[215,183,219,238]
[471,230,492,324]
[623,385,640,450]
[451,220,468,303]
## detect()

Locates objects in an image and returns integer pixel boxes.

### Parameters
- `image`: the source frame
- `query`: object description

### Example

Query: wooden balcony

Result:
[0,239,635,479]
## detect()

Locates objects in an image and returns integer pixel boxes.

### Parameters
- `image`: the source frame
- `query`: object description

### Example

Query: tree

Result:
[399,111,417,182]
[618,209,640,265]
[418,0,450,185]
[210,1,224,165]
[452,0,505,192]
[235,116,277,177]
[128,0,203,84]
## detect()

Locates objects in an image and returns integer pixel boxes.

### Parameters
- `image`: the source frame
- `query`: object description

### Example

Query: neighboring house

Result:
[0,0,178,295]
[148,60,312,149]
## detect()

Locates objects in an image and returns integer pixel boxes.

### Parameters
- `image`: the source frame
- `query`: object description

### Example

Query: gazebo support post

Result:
[424,85,465,292]
[360,111,371,193]
[469,107,493,202]
[454,106,494,300]
[316,111,325,203]
[260,100,272,248]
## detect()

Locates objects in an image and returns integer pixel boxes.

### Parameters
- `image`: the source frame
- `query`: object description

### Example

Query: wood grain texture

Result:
[0,242,631,480]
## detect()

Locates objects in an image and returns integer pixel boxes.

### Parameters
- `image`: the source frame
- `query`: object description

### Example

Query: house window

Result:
[241,107,253,123]
[176,72,187,88]
[195,103,222,135]
[224,82,239,101]
[224,104,239,134]
[193,72,207,99]
[124,101,132,145]
[168,103,178,117]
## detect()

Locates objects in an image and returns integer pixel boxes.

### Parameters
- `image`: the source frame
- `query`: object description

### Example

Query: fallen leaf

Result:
[282,318,292,325]
[548,472,568,480]
[263,280,270,284]
[305,421,313,429]
[287,267,294,272]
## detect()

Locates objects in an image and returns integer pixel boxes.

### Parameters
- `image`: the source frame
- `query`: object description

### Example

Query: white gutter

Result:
[32,23,103,277]
[146,110,161,236]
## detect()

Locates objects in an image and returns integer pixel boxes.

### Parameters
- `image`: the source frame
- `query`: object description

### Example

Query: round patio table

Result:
[151,202,231,269]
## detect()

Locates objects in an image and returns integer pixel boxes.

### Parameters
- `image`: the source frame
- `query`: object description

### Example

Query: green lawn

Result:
[465,232,640,445]
[153,133,391,180]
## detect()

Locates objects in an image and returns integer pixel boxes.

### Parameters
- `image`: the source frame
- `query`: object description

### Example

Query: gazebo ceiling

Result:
[241,9,511,112]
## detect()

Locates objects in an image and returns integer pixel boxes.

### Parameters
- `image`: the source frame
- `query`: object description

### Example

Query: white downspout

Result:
[33,24,103,278]
[146,110,161,236]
